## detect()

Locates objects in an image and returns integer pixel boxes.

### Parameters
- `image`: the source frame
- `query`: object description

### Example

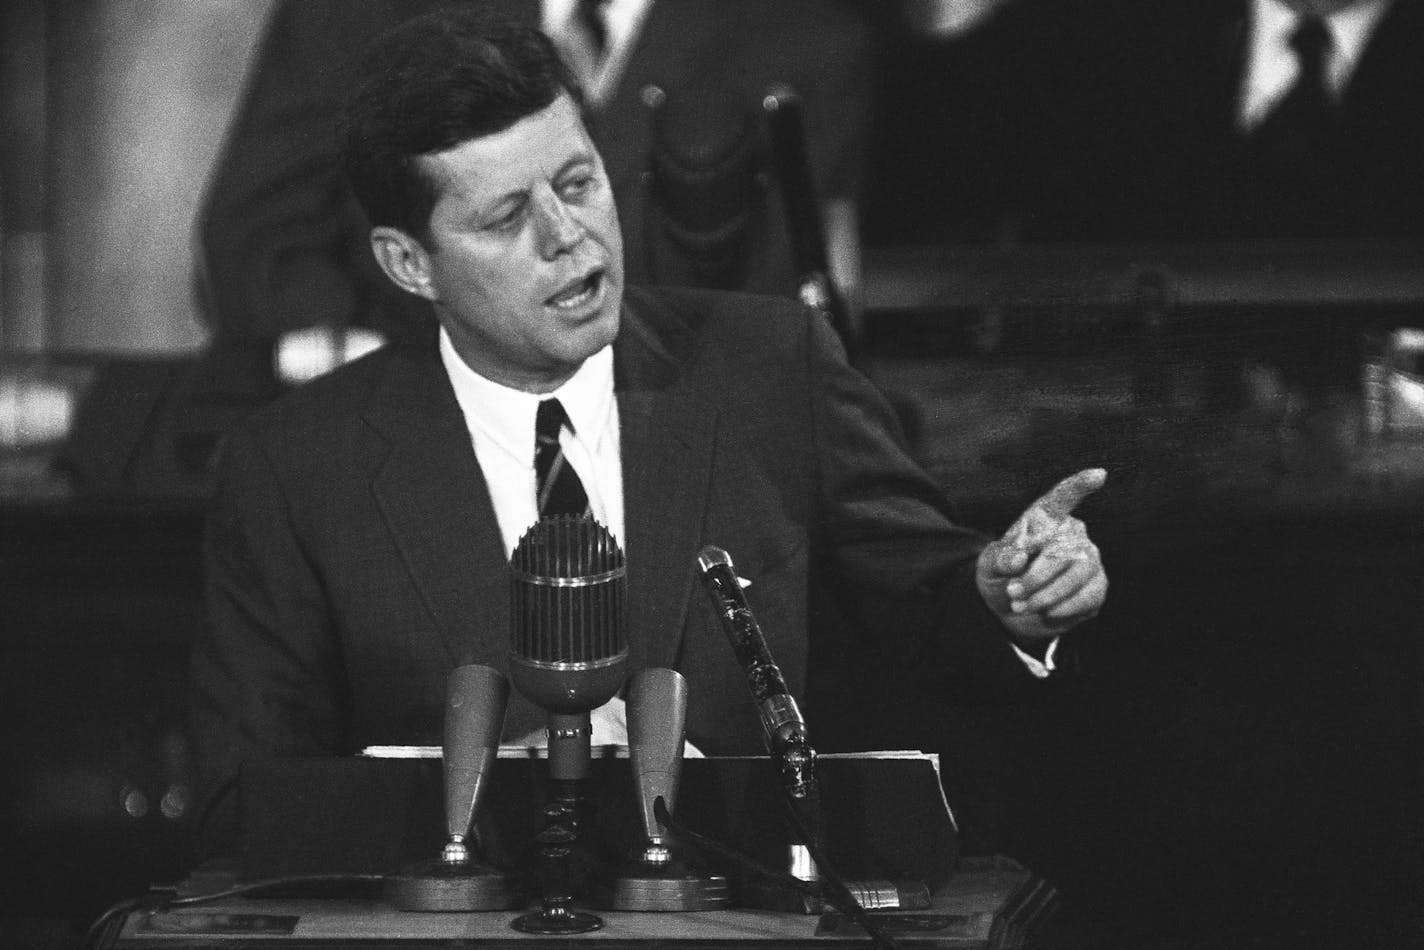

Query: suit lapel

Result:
[615,289,717,673]
[1213,7,1249,123]
[362,341,511,670]
[1342,0,1424,117]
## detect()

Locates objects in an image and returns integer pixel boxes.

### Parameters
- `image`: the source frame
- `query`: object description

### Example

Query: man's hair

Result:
[340,9,580,244]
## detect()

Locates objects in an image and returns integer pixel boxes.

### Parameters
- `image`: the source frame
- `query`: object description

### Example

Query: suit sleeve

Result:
[801,311,1049,698]
[189,422,348,858]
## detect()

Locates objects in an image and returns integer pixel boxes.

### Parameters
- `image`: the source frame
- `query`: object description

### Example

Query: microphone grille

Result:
[510,515,627,664]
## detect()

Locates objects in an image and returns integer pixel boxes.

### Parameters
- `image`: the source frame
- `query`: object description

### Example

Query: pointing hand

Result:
[976,468,1108,646]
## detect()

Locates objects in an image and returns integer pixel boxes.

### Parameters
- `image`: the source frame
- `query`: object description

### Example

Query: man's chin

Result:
[577,303,621,349]
[551,313,619,370]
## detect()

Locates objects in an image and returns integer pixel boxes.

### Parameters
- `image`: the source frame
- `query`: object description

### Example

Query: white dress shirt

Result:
[440,328,645,749]
[542,0,655,108]
[439,328,625,558]
[1239,0,1395,130]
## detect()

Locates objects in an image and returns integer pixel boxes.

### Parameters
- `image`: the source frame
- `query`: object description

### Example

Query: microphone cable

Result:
[84,873,386,950]
[653,797,901,950]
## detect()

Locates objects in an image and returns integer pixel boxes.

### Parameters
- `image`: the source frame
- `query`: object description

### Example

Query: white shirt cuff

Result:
[1011,636,1059,679]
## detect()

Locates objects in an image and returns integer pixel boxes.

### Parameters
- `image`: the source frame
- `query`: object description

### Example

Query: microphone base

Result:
[510,905,604,934]
[737,879,932,915]
[385,859,524,912]
[594,862,733,912]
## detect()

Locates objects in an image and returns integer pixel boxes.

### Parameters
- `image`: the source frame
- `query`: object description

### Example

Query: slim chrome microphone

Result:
[696,545,815,799]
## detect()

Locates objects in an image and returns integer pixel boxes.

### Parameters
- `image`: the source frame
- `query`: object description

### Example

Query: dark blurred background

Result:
[3,1,1422,947]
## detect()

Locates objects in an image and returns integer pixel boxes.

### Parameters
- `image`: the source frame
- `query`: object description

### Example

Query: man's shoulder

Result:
[235,340,415,444]
[624,284,812,348]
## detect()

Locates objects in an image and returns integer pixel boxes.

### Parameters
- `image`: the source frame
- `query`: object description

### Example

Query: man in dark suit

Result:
[1077,0,1424,241]
[190,8,1108,856]
[878,0,1424,243]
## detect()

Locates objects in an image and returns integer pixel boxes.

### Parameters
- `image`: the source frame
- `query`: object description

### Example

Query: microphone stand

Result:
[507,516,629,934]
[600,668,730,911]
[516,716,603,935]
[697,546,824,899]
[385,665,521,912]
[738,719,839,914]
[653,801,902,950]
[696,546,912,946]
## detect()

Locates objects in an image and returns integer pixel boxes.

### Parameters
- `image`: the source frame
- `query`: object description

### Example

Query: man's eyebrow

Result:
[466,151,598,221]
[553,152,596,180]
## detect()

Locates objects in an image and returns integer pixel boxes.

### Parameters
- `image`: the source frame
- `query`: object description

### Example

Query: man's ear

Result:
[370,226,436,300]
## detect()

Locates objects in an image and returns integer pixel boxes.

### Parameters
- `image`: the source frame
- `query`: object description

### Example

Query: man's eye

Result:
[486,205,524,231]
[560,175,594,200]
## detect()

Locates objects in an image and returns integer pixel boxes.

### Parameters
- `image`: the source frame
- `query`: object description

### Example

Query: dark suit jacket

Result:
[196,0,873,343]
[190,286,1036,854]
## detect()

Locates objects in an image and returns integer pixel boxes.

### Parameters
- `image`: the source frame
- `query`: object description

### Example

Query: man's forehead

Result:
[419,94,596,199]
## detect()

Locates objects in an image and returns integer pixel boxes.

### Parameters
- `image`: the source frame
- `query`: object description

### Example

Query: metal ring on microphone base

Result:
[735,878,933,915]
[384,859,524,912]
[597,867,733,912]
[510,904,604,934]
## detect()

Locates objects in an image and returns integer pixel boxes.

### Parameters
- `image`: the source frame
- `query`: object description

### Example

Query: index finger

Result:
[1032,468,1107,522]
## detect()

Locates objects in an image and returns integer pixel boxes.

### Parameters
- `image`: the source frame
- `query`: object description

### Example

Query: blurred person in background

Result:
[869,0,1424,244]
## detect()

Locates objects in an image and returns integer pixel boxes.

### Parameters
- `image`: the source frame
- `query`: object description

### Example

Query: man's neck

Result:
[440,337,580,396]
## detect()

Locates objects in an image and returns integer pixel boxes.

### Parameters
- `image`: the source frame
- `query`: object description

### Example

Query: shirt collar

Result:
[542,0,654,52]
[1329,0,1394,81]
[438,326,616,462]
[1252,0,1394,89]
[542,0,655,105]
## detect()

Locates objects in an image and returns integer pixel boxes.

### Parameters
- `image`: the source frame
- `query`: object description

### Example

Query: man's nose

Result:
[533,189,585,259]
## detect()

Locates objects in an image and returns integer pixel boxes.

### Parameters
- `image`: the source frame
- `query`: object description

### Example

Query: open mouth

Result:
[546,270,604,311]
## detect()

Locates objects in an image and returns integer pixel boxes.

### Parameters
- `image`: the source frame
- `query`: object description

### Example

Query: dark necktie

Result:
[1245,16,1338,235]
[1253,17,1333,144]
[534,398,590,518]
[1285,18,1330,118]
[576,0,609,63]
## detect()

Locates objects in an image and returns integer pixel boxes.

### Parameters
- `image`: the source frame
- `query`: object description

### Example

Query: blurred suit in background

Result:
[868,0,1424,244]
[861,0,1424,424]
